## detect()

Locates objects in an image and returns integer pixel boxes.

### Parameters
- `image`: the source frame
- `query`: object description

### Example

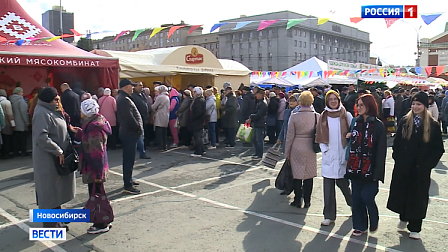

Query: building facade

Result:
[419,24,448,67]
[42,6,74,43]
[218,11,371,71]
[186,34,219,58]
[92,21,203,52]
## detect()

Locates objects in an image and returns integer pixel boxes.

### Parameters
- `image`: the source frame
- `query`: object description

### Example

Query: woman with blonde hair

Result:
[387,92,444,240]
[315,90,353,226]
[285,91,319,208]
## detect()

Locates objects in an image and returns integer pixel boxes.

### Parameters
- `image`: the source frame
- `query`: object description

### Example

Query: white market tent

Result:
[91,46,251,89]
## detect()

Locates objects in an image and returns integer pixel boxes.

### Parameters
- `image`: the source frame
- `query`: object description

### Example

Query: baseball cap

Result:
[119,79,137,88]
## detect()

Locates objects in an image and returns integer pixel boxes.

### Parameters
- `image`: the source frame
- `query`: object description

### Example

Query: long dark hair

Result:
[356,94,378,117]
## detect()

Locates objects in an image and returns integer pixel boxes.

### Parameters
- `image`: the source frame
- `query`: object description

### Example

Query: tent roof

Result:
[284,57,328,72]
[0,0,117,68]
[252,77,295,86]
[92,46,251,78]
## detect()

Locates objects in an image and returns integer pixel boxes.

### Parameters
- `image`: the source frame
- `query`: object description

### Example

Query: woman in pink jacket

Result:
[98,88,117,149]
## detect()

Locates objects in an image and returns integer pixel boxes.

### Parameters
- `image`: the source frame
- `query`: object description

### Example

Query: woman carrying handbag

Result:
[72,99,113,234]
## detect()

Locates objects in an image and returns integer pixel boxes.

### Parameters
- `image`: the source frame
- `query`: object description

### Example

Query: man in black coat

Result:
[60,83,81,127]
[343,84,358,116]
[393,89,404,122]
[190,87,206,157]
[239,86,255,124]
[131,81,150,159]
[310,88,324,113]
[222,87,239,148]
[247,88,268,160]
[116,79,143,194]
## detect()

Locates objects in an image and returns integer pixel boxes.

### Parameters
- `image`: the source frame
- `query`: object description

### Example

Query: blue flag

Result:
[210,23,228,33]
[233,21,253,30]
[421,14,442,25]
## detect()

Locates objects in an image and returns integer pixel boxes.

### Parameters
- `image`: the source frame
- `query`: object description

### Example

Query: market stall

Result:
[91,46,251,90]
[0,0,119,96]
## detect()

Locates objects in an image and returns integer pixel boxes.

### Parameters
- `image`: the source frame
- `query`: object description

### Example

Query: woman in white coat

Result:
[315,90,353,226]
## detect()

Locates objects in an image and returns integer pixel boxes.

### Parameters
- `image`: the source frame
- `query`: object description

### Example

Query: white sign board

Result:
[328,59,380,70]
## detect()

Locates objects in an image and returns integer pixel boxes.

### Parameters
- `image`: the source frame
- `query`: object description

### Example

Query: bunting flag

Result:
[233,21,254,30]
[257,20,279,31]
[317,71,323,78]
[0,36,7,42]
[309,71,313,78]
[436,66,445,76]
[14,40,24,46]
[421,14,442,25]
[300,71,305,78]
[210,23,228,33]
[425,66,433,76]
[304,71,309,77]
[150,27,167,39]
[296,71,301,78]
[46,36,61,42]
[350,17,364,24]
[86,33,92,39]
[167,25,185,39]
[415,67,422,75]
[189,25,203,34]
[281,71,287,77]
[385,18,399,28]
[70,29,82,36]
[286,19,306,29]
[317,18,330,25]
[114,30,130,41]
[132,29,145,41]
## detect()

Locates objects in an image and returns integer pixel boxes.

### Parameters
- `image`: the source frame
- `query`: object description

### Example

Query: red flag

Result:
[309,71,313,78]
[436,66,445,76]
[114,30,130,41]
[425,66,433,76]
[350,17,364,24]
[189,25,203,35]
[385,18,399,28]
[168,25,185,39]
[70,29,82,36]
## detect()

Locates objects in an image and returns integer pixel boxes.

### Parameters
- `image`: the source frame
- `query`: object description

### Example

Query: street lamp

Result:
[59,0,63,37]
[415,25,423,67]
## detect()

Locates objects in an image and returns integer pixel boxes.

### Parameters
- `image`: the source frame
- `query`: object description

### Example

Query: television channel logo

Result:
[362,5,418,18]
[29,228,66,241]
[29,209,90,223]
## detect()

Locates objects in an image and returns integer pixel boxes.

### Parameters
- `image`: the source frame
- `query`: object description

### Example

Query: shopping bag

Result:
[275,160,293,194]
[85,183,114,224]
[237,124,253,143]
[202,128,209,145]
[262,144,282,168]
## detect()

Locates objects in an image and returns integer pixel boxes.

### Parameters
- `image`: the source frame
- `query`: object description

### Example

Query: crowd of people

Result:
[0,80,445,239]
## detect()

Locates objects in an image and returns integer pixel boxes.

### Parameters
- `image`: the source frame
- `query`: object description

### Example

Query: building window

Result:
[231,44,235,50]
[335,38,338,44]
[240,55,243,61]
[304,53,307,59]
[314,44,317,49]
[249,42,252,48]
[249,54,252,60]
[299,53,302,60]
[303,31,306,37]
[258,53,262,60]
[259,41,262,47]
[232,34,236,39]
[216,43,219,49]
[294,52,297,61]
[313,33,317,39]
[294,30,297,36]
[298,30,302,36]
[321,35,324,41]
[328,46,331,52]
[321,45,325,50]
[210,44,214,50]
[176,30,179,35]
[334,47,338,52]
[250,32,253,37]
[216,52,219,57]
[341,48,344,53]
[322,56,325,61]
[268,40,272,46]
[268,65,273,71]
[240,43,243,49]
[137,44,139,48]
[171,38,174,43]
[160,39,163,46]
[294,40,297,46]
[231,55,235,60]
[303,42,306,48]
[259,31,263,36]
[268,52,272,58]
[154,40,157,46]
[299,41,302,47]
[150,42,152,46]
[268,29,273,36]
[176,37,179,43]
[241,33,244,38]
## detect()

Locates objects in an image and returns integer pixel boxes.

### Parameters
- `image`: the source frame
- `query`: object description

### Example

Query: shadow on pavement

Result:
[388,231,427,252]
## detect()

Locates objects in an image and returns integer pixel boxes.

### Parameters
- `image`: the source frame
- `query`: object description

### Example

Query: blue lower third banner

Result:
[29,228,67,241]
[29,209,90,222]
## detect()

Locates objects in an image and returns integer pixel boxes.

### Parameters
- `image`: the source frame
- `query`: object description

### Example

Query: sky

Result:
[16,0,448,67]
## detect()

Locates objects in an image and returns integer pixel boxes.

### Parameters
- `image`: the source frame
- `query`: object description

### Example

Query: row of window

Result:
[101,30,182,47]
[200,43,219,50]
[294,40,307,48]
[231,29,307,39]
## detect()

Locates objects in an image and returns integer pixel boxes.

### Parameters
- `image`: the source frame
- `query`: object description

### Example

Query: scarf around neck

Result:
[315,104,349,148]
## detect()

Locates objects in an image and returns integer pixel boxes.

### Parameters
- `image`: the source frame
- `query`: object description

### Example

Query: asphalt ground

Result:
[0,137,447,252]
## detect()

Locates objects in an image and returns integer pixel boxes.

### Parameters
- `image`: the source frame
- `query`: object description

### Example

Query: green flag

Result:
[132,29,145,42]
[286,19,306,29]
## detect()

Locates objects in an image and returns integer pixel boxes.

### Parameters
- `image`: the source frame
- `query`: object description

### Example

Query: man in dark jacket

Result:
[310,88,324,113]
[240,86,255,123]
[247,88,268,160]
[116,79,143,194]
[343,84,358,115]
[222,87,239,148]
[370,87,383,118]
[60,83,81,127]
[393,89,404,122]
[131,81,150,159]
[399,87,419,119]
[190,87,206,157]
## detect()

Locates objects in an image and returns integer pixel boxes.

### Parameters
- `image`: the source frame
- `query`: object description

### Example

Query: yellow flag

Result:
[317,18,330,25]
[150,27,168,39]
[300,71,305,78]
[46,36,61,42]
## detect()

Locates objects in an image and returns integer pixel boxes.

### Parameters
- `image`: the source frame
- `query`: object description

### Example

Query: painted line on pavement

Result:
[0,208,67,252]
[107,169,401,252]
[111,189,165,203]
[0,218,29,230]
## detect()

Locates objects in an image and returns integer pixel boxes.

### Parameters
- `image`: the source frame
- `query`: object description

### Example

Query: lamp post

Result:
[59,0,63,37]
[415,25,423,67]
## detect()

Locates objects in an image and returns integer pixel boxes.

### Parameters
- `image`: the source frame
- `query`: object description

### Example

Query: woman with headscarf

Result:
[151,85,170,151]
[315,90,353,226]
[387,92,444,240]
[32,87,75,230]
[71,99,113,234]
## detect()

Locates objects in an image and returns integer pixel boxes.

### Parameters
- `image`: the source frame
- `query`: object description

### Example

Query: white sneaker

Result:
[397,221,407,230]
[170,143,178,148]
[321,219,334,226]
[191,154,202,157]
[409,232,420,240]
[208,146,217,150]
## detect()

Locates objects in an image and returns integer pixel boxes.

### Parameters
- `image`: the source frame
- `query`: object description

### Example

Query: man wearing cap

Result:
[310,88,324,114]
[116,78,143,194]
[246,88,268,160]
[400,87,420,120]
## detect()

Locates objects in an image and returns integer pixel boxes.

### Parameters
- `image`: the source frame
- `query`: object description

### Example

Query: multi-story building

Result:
[92,21,203,52]
[218,11,371,71]
[42,6,74,43]
[419,23,448,67]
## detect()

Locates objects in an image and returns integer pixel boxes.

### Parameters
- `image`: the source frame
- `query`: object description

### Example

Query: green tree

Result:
[77,37,94,52]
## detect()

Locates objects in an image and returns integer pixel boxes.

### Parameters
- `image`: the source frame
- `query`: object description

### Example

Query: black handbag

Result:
[312,113,321,153]
[275,160,294,194]
[55,137,79,176]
